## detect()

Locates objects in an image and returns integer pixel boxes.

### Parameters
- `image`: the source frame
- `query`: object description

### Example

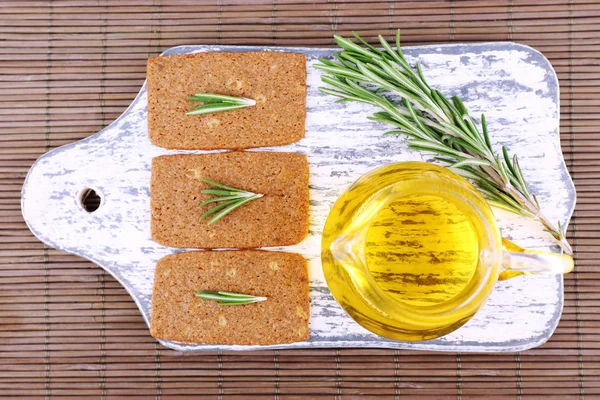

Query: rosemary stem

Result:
[504,183,573,255]
[316,29,573,255]
[196,177,264,225]
[536,211,573,255]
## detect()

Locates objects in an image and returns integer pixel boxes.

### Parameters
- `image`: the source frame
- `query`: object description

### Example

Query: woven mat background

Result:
[1,1,597,398]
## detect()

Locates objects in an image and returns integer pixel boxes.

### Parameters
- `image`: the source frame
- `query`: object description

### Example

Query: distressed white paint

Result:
[21,43,575,352]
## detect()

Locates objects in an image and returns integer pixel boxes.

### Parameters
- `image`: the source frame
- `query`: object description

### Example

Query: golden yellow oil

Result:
[364,193,479,307]
[322,162,500,341]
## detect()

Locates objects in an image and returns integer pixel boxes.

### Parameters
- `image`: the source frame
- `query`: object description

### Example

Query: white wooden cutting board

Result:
[21,43,575,352]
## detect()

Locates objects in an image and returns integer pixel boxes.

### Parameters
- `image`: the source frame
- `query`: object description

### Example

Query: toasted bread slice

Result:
[147,51,306,150]
[151,151,309,249]
[150,250,310,345]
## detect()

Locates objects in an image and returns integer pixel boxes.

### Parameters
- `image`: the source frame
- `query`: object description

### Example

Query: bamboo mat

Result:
[0,0,597,398]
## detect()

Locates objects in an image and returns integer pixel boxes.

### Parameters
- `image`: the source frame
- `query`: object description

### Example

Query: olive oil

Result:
[321,162,500,341]
[322,162,575,342]
[364,193,479,307]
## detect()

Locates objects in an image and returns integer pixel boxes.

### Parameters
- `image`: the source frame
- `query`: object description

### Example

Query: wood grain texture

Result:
[21,43,575,352]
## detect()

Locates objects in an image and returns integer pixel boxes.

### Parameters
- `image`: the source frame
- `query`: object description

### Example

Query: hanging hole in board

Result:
[79,188,102,213]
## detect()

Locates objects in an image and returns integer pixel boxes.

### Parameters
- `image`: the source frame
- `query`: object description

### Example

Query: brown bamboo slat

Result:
[0,0,598,398]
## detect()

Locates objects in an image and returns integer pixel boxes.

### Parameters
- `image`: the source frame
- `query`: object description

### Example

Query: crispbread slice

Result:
[147,51,306,150]
[151,152,309,249]
[150,250,310,345]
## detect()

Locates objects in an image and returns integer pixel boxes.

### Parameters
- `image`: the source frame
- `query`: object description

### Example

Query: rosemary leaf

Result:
[201,189,247,196]
[450,158,491,170]
[403,98,428,135]
[199,200,237,221]
[197,178,263,225]
[316,29,573,254]
[206,195,262,225]
[188,93,255,104]
[339,51,370,69]
[416,62,433,93]
[512,156,531,197]
[319,56,342,68]
[186,102,251,116]
[186,93,256,116]
[198,195,244,208]
[196,291,267,305]
[314,63,365,80]
[378,34,406,70]
[353,32,387,57]
[319,87,367,104]
[334,35,377,58]
[502,146,517,177]
[481,114,493,150]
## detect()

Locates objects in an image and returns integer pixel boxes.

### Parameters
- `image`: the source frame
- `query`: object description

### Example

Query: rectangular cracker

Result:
[151,152,309,248]
[150,250,310,345]
[147,51,306,150]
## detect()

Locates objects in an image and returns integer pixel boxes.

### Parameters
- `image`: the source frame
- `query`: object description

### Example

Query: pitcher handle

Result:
[498,238,574,281]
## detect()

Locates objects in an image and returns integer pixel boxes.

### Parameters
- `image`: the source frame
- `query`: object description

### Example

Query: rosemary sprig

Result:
[186,93,256,116]
[197,177,263,225]
[314,30,573,255]
[196,291,267,305]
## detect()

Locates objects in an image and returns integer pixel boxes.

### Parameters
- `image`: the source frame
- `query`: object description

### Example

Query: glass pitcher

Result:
[321,162,573,342]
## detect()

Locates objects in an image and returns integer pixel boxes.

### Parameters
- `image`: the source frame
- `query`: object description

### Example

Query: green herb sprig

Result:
[314,30,572,255]
[197,177,263,225]
[186,93,256,116]
[196,291,267,305]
